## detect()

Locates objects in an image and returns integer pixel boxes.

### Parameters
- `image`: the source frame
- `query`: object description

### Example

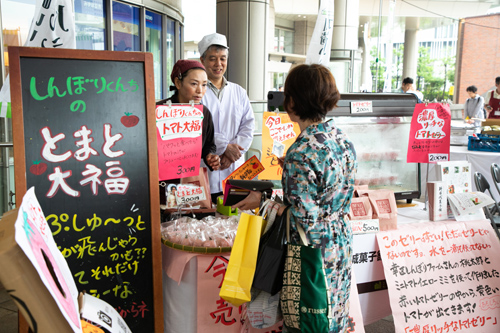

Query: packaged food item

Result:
[348,197,373,220]
[357,189,398,231]
[180,167,211,208]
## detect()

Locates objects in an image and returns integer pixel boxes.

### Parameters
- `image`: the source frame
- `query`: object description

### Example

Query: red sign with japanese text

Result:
[407,103,451,163]
[377,220,500,333]
[156,104,203,181]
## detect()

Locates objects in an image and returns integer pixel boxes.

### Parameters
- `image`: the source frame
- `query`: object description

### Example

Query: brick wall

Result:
[456,14,500,104]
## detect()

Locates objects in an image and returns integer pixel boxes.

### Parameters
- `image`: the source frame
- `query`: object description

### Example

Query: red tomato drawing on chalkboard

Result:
[121,112,140,127]
[30,160,47,175]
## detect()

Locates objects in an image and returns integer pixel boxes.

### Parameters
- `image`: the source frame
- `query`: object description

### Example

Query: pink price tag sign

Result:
[156,104,203,181]
[407,103,451,163]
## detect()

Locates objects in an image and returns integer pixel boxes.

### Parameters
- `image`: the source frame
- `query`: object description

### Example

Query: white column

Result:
[216,0,269,100]
[402,17,419,84]
[331,0,359,92]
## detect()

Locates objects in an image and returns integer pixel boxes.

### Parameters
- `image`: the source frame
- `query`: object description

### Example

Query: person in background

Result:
[463,85,485,127]
[484,76,500,119]
[198,33,255,203]
[233,64,357,332]
[156,60,220,208]
[401,77,423,103]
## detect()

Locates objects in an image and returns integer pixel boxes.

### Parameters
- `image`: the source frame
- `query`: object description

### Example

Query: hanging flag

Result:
[0,0,76,118]
[305,0,334,65]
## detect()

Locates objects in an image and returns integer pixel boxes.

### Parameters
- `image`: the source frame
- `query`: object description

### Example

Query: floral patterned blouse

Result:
[282,119,357,333]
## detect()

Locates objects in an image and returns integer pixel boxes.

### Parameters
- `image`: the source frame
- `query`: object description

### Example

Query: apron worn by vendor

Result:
[488,91,500,119]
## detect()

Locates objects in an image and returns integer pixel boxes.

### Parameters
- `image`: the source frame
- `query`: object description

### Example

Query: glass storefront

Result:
[112,1,140,52]
[75,0,106,50]
[146,10,163,98]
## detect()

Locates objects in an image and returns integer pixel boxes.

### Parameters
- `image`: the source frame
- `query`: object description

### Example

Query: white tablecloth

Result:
[421,145,500,202]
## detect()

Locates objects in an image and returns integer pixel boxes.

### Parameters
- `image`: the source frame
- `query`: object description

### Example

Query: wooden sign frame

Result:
[9,46,163,332]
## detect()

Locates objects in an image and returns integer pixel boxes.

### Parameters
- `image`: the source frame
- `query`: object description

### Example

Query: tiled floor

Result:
[0,283,393,333]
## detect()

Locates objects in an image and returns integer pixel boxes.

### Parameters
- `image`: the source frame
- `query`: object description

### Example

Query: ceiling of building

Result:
[274,0,500,27]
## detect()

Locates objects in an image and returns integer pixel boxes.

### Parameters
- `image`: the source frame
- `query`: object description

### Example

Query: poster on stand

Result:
[377,220,500,333]
[407,103,451,163]
[156,104,203,181]
[259,112,300,180]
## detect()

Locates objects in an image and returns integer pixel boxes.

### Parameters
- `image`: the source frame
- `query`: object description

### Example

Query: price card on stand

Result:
[407,103,451,163]
[222,155,264,192]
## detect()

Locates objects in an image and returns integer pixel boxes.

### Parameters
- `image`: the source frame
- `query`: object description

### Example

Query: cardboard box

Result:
[0,208,76,332]
[0,188,132,333]
[481,119,500,135]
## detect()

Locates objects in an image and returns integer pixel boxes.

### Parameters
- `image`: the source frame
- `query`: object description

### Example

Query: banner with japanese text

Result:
[259,112,300,180]
[156,104,203,181]
[305,0,334,65]
[407,103,451,163]
[0,0,76,118]
[377,220,500,333]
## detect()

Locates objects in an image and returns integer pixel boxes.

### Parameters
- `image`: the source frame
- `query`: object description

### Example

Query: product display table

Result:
[421,145,500,202]
[162,202,436,331]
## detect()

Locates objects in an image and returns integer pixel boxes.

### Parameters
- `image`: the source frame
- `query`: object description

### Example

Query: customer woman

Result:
[233,64,357,332]
[156,60,220,171]
[463,85,485,127]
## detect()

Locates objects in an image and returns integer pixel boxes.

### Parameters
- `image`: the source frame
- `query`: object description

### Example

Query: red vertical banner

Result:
[407,103,451,163]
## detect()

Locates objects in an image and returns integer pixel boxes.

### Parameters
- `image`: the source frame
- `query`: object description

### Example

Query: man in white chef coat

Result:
[199,33,255,203]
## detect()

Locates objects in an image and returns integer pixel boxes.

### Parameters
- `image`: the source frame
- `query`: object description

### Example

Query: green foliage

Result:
[416,47,456,101]
[370,46,385,92]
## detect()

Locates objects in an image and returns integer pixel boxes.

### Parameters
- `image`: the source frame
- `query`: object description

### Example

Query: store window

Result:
[272,72,287,92]
[165,18,175,95]
[1,0,35,77]
[274,28,294,54]
[146,10,162,99]
[74,0,106,50]
[112,1,140,51]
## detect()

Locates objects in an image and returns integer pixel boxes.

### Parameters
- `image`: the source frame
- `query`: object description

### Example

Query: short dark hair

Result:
[402,77,414,85]
[283,64,340,122]
[466,85,478,93]
[201,45,229,60]
[496,76,500,85]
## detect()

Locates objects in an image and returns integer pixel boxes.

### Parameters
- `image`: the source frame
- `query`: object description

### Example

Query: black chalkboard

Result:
[10,47,162,332]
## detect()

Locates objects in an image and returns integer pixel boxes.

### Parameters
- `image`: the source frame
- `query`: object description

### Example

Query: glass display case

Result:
[268,92,421,202]
[330,116,420,202]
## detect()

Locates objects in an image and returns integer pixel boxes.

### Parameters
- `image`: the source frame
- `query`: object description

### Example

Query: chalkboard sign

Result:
[10,47,162,332]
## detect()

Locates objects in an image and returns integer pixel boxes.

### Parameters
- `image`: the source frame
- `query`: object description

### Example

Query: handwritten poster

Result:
[377,220,500,333]
[156,104,203,180]
[16,187,81,332]
[259,112,300,180]
[222,155,264,192]
[407,103,451,163]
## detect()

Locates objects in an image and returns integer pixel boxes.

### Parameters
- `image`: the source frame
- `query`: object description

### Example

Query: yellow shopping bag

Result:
[219,212,263,306]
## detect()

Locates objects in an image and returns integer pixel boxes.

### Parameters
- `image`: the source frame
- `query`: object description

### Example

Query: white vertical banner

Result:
[305,0,334,65]
[0,0,76,118]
